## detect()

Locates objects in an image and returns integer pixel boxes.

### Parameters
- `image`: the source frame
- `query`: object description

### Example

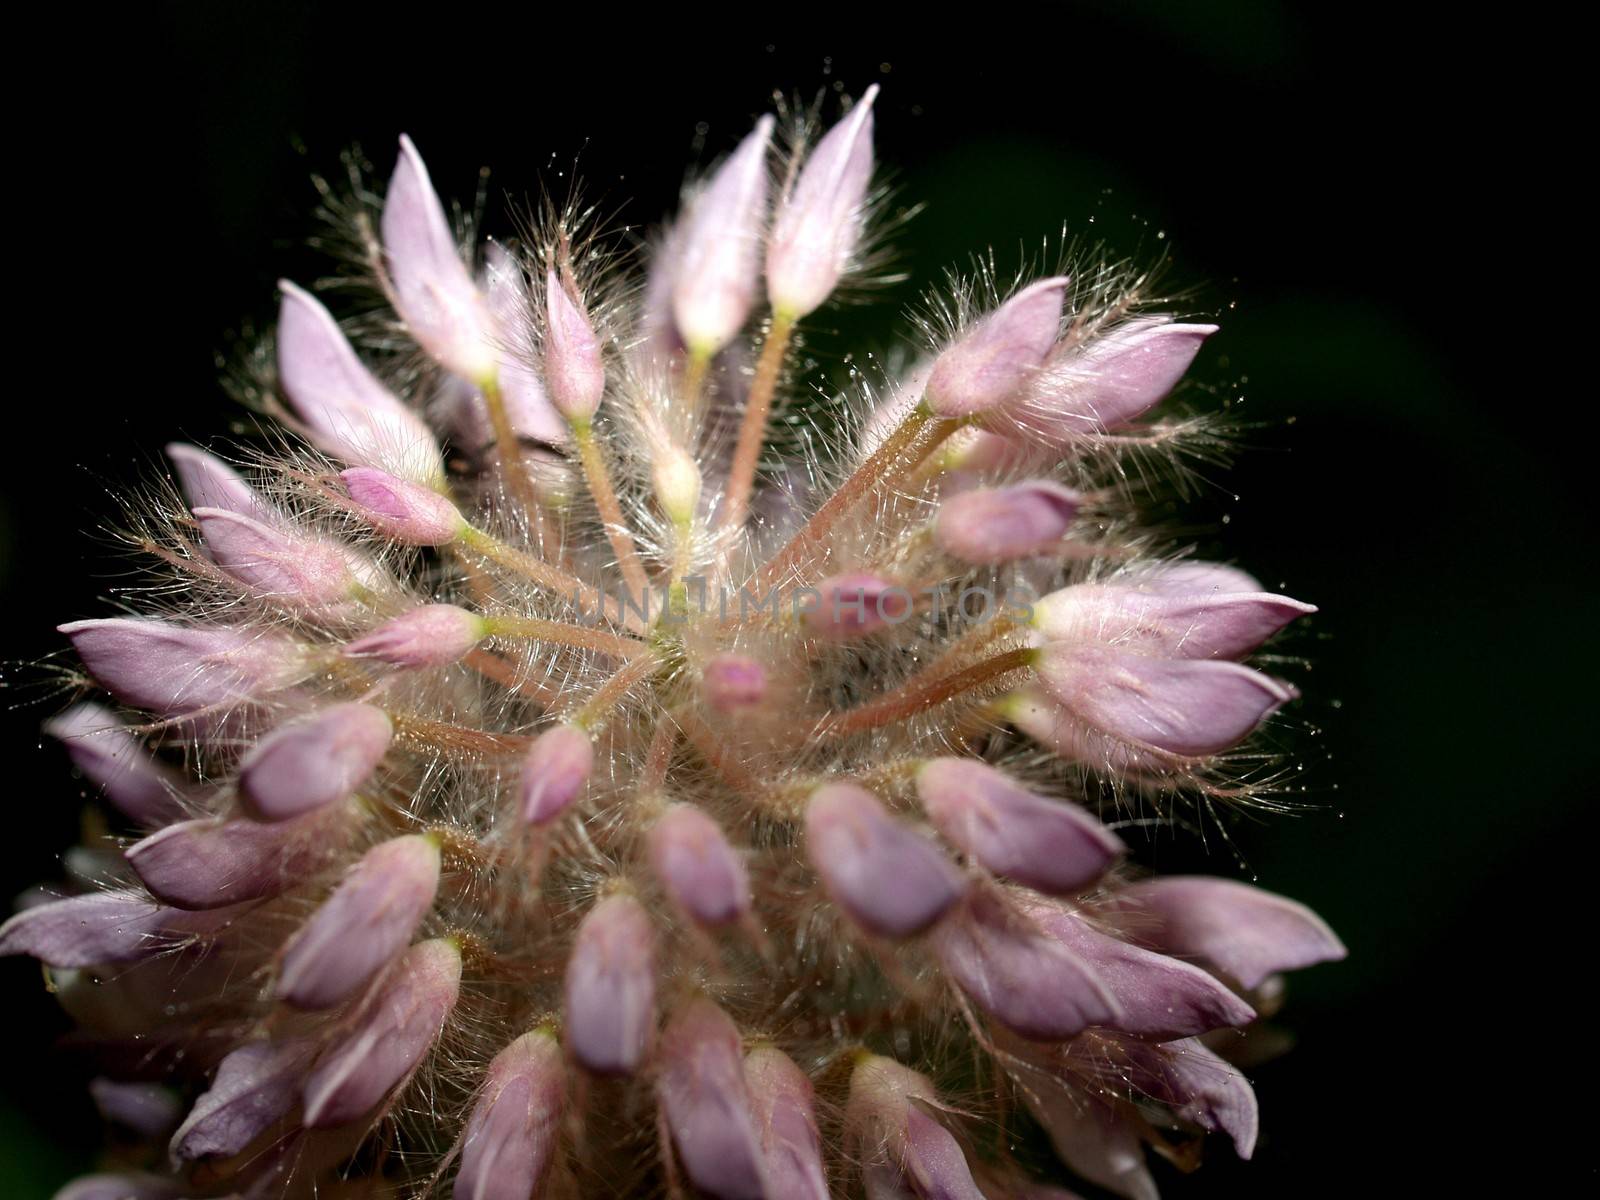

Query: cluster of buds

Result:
[11,86,1342,1200]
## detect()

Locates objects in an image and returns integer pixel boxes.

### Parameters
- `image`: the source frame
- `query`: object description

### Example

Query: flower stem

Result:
[480,376,543,524]
[677,708,762,797]
[390,711,532,757]
[641,719,680,794]
[483,615,644,658]
[461,648,564,706]
[681,346,711,416]
[755,403,962,590]
[571,651,660,730]
[821,646,1038,736]
[458,526,646,636]
[571,418,651,602]
[717,313,794,534]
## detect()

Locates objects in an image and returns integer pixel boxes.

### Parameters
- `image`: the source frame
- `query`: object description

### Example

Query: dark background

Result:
[2,4,1580,1196]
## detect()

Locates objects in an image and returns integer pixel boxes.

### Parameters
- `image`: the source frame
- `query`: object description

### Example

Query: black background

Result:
[1,4,1581,1196]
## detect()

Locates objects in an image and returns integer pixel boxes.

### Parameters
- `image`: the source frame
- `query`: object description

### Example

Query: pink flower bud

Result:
[1102,876,1346,989]
[845,1054,986,1200]
[341,467,464,545]
[0,892,164,968]
[766,85,878,318]
[455,1029,567,1200]
[482,242,569,447]
[192,507,358,607]
[743,1047,828,1200]
[1024,1087,1154,1200]
[382,135,497,383]
[656,998,767,1200]
[518,723,594,825]
[937,427,1043,475]
[0,891,243,968]
[933,481,1081,564]
[925,277,1070,418]
[804,783,966,938]
[930,888,1117,1040]
[652,441,702,527]
[1035,583,1315,661]
[166,443,276,524]
[702,654,768,714]
[44,703,190,825]
[1025,901,1255,1039]
[1138,560,1263,596]
[1035,647,1295,758]
[544,266,606,423]
[801,572,912,640]
[640,217,688,354]
[673,116,774,355]
[1117,1036,1258,1158]
[277,834,441,1009]
[302,937,462,1127]
[276,279,445,485]
[127,811,329,910]
[998,319,1217,441]
[239,702,393,822]
[89,1078,182,1139]
[344,604,488,669]
[1002,686,1169,774]
[647,804,751,928]
[563,892,655,1075]
[59,619,306,716]
[915,758,1122,893]
[169,1037,316,1162]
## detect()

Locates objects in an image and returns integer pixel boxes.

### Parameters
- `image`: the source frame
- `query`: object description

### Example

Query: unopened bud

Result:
[1035,646,1295,758]
[766,86,878,319]
[238,702,393,822]
[455,1030,567,1200]
[45,703,190,825]
[341,467,464,545]
[544,266,605,422]
[277,834,441,1009]
[647,804,751,928]
[652,441,701,528]
[169,1038,315,1162]
[657,998,767,1199]
[127,811,330,910]
[276,280,445,485]
[934,481,1081,564]
[702,654,768,714]
[915,757,1121,893]
[673,116,774,355]
[801,572,911,641]
[382,136,497,383]
[192,507,359,607]
[563,893,655,1075]
[59,619,306,716]
[844,1054,987,1200]
[518,723,594,825]
[804,782,965,937]
[344,604,488,669]
[302,937,462,1127]
[925,277,1069,418]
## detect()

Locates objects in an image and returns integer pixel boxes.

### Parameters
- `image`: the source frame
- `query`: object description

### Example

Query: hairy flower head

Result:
[12,89,1342,1199]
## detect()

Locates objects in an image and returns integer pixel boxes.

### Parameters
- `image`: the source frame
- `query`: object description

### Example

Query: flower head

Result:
[18,88,1339,1200]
